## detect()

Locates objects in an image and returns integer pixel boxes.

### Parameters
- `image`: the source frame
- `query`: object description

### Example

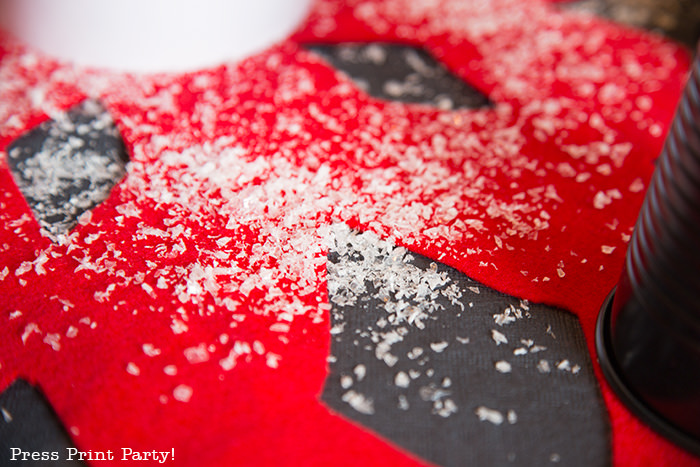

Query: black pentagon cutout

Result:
[7,99,129,241]
[323,225,610,467]
[305,43,493,110]
[0,379,85,465]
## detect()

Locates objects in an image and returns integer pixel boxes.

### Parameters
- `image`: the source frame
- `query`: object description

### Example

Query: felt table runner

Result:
[0,0,698,465]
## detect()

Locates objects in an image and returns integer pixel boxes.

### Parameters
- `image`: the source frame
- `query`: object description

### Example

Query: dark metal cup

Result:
[596,46,700,456]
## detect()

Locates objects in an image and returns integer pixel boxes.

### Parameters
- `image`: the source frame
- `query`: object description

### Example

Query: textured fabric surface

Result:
[0,380,84,466]
[305,43,494,109]
[0,0,698,465]
[323,226,609,466]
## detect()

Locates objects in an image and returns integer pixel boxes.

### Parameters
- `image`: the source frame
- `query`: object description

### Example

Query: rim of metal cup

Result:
[596,288,700,457]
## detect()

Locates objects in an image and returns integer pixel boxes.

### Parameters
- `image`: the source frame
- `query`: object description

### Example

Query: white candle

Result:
[0,0,312,72]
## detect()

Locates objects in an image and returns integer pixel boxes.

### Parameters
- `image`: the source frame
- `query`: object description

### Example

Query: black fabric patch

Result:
[7,99,129,240]
[0,379,84,465]
[305,43,493,110]
[323,226,610,466]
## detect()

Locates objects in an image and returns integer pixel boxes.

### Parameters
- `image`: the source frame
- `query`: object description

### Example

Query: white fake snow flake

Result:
[43,333,61,351]
[140,282,156,298]
[173,384,193,402]
[266,353,281,369]
[494,306,518,326]
[491,329,508,345]
[476,406,504,425]
[601,245,616,254]
[269,323,290,333]
[495,361,512,373]
[21,323,40,344]
[143,343,161,357]
[538,360,552,373]
[418,383,457,418]
[593,192,611,209]
[219,353,237,371]
[163,365,177,376]
[507,410,518,424]
[430,341,449,353]
[171,319,188,335]
[382,353,399,367]
[14,261,32,276]
[593,189,623,209]
[252,340,265,355]
[126,362,140,376]
[629,178,645,192]
[340,375,353,389]
[557,359,571,371]
[435,398,458,418]
[354,364,367,381]
[184,344,210,364]
[394,371,410,388]
[342,390,375,415]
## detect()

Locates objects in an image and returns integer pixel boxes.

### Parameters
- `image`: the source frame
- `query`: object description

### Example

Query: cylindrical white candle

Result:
[0,0,312,72]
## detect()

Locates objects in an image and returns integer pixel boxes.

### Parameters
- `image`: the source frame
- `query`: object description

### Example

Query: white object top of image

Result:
[0,0,312,72]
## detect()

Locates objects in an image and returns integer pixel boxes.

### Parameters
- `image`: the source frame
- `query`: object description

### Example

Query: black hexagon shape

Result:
[7,99,129,241]
[323,225,609,466]
[305,43,493,110]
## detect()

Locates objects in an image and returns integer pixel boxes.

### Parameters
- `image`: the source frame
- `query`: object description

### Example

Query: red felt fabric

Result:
[0,0,698,465]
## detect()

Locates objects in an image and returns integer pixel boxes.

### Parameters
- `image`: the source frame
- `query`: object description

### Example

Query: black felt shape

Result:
[305,43,493,110]
[323,228,610,466]
[0,379,85,466]
[6,99,129,240]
